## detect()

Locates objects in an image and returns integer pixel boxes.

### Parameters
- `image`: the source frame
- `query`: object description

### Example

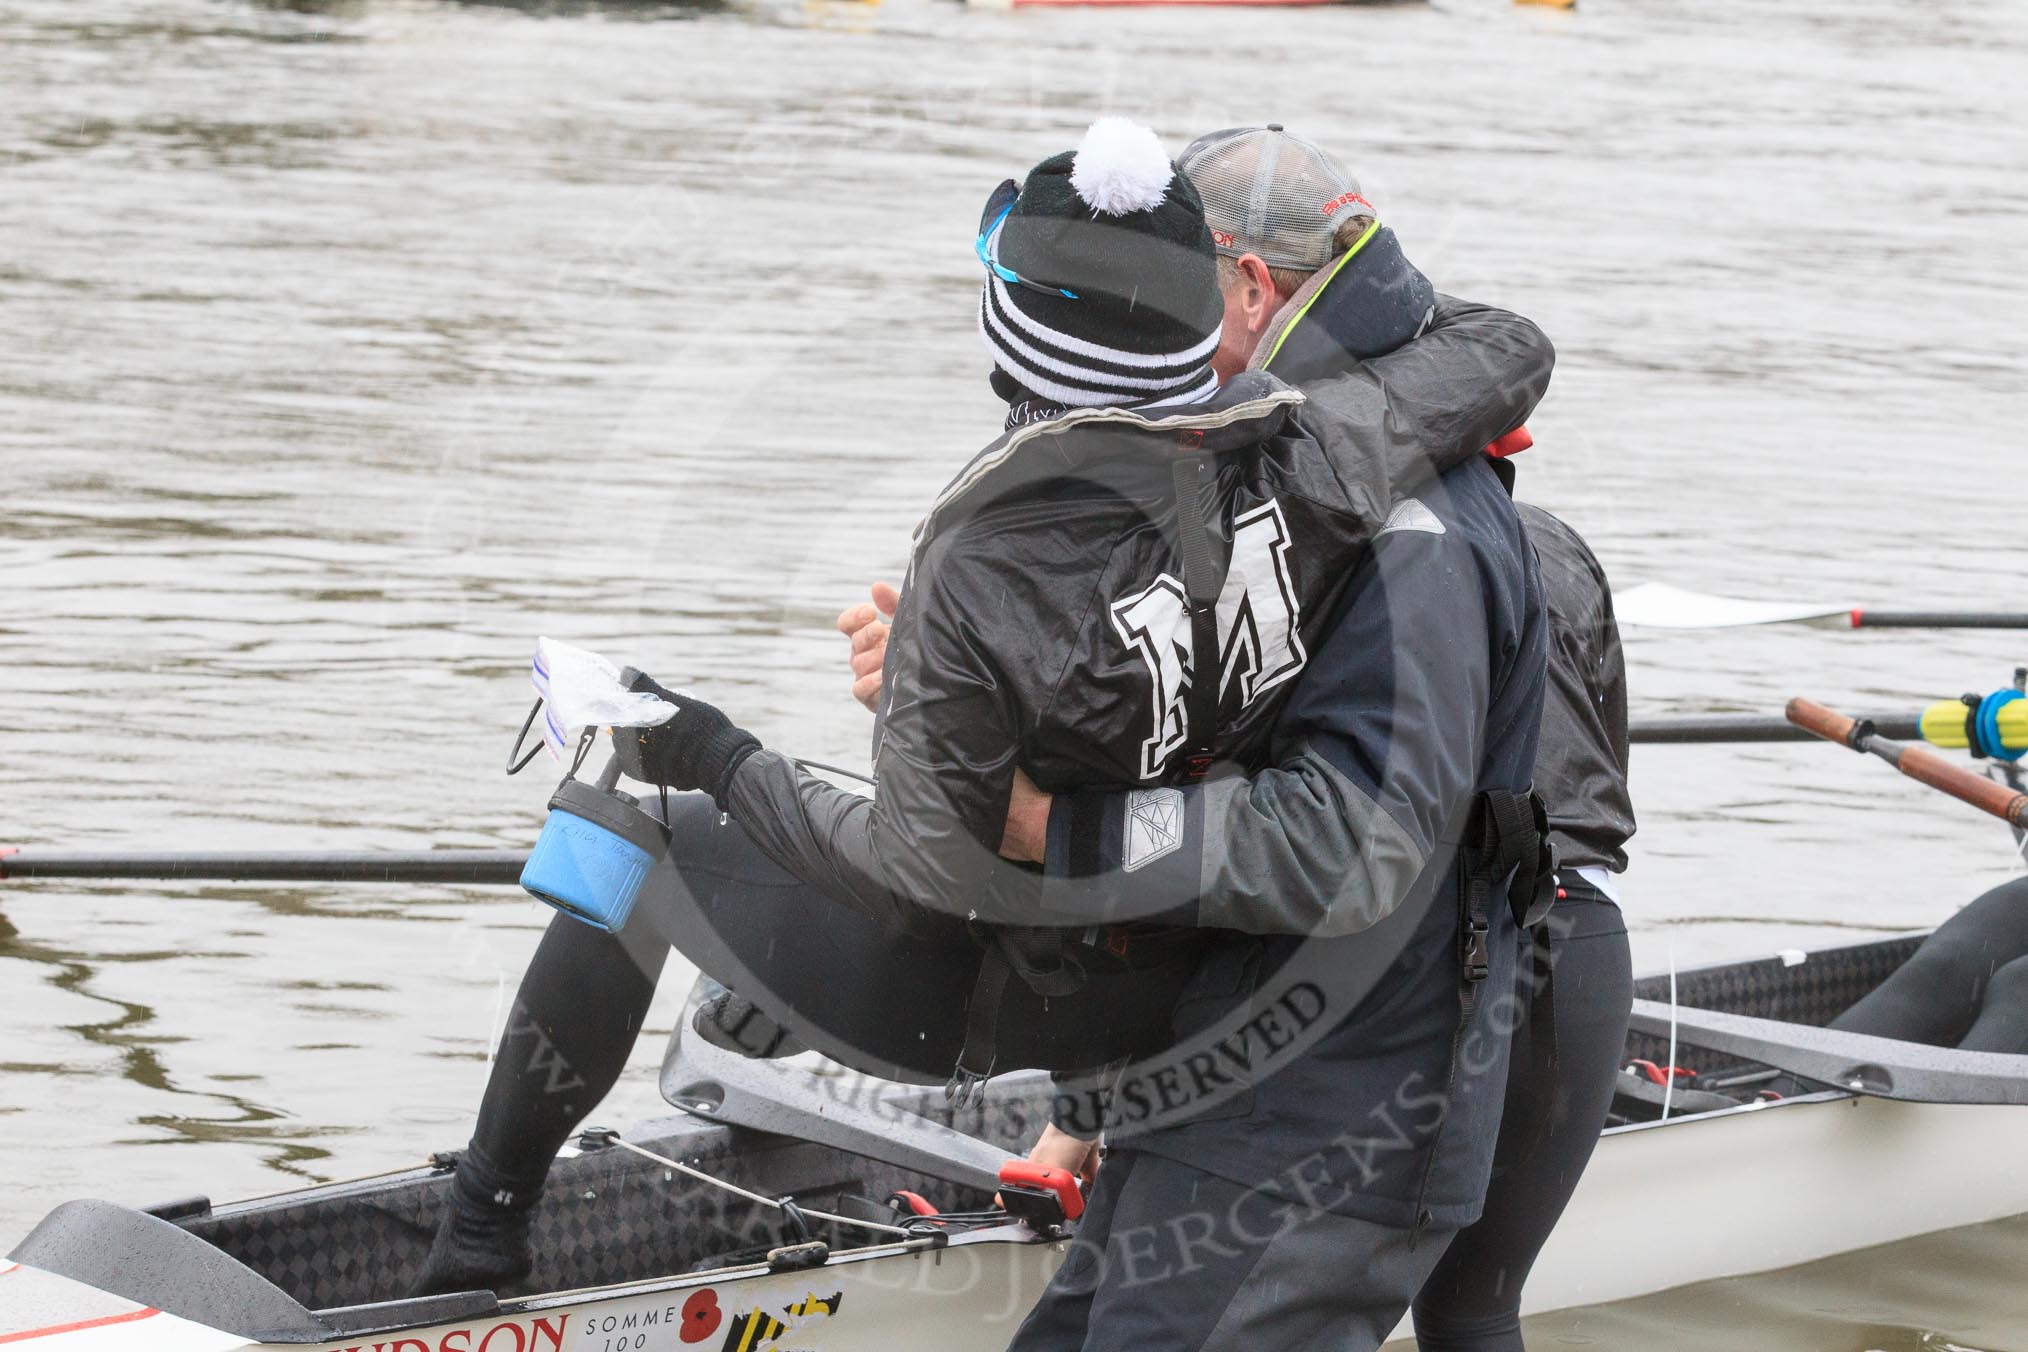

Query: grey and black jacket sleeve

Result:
[1284,294,1553,517]
[720,545,1041,932]
[1518,502,1636,872]
[1041,466,1506,938]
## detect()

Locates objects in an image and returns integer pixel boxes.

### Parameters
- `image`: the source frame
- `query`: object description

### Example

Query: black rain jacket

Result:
[721,296,1554,936]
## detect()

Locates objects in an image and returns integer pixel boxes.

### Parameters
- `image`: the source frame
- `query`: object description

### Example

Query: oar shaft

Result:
[1786,698,2028,828]
[1851,611,2028,631]
[1631,713,1922,744]
[0,850,525,885]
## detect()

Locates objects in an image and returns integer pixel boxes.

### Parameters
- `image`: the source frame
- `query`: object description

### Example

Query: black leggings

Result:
[1827,875,2028,1053]
[1411,888,1633,1352]
[466,791,1027,1194]
[466,897,667,1195]
[466,794,814,1197]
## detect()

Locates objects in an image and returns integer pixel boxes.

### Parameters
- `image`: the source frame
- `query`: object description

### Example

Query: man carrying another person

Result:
[842,127,1634,1350]
[419,121,1554,1352]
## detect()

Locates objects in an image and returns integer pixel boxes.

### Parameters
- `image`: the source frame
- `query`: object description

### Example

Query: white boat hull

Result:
[6,1229,1066,1351]
[1386,1091,2028,1343]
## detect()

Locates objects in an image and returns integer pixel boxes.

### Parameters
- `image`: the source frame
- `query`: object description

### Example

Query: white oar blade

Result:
[1616,582,1854,630]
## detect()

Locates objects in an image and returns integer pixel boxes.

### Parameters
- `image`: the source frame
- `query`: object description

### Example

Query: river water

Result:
[1,0,2023,1342]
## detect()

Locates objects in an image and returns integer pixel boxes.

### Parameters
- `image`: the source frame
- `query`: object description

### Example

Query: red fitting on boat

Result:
[1626,1059,1697,1086]
[887,1190,939,1217]
[1486,427,1534,458]
[1849,607,1865,629]
[997,1160,1085,1223]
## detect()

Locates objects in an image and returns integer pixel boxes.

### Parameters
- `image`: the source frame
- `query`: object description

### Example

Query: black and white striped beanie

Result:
[978,119,1224,409]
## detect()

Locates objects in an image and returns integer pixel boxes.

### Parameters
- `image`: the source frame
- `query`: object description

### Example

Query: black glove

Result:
[613,673,761,805]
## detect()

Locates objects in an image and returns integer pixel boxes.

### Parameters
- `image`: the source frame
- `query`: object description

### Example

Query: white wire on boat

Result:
[604,1136,912,1238]
[1662,946,1680,1122]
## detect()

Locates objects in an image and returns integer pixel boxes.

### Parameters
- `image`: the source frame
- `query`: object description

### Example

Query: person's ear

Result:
[1237,254,1278,333]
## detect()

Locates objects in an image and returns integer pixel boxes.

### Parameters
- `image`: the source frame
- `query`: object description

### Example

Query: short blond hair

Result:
[1216,214,1377,302]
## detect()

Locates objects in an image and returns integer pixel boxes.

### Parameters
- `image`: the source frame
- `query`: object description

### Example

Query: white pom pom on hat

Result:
[1069,117,1175,217]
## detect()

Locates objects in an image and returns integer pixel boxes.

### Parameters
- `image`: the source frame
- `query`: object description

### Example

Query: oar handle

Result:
[1787,698,2028,829]
[1785,697,1866,748]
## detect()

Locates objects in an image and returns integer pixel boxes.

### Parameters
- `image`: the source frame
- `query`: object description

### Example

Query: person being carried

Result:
[417,118,1553,1299]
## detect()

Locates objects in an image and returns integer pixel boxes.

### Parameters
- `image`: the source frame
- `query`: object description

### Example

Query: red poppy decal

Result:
[679,1288,722,1344]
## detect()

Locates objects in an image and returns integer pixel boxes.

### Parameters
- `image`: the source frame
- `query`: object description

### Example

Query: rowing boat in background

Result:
[968,0,1413,10]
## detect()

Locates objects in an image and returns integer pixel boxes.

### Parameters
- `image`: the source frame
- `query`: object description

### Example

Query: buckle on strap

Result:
[1462,917,1491,983]
[944,1058,994,1111]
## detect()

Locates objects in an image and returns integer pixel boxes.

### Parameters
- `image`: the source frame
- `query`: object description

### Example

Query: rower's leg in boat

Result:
[1958,953,2028,1053]
[415,911,666,1297]
[1758,876,2028,1098]
[1827,876,2028,1048]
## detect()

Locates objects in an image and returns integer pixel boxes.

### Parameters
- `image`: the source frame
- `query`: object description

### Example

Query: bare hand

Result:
[997,768,1054,864]
[1028,1123,1101,1188]
[996,1123,1100,1208]
[834,581,900,713]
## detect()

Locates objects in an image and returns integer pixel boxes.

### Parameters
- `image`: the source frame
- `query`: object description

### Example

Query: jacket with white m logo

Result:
[721,297,1554,933]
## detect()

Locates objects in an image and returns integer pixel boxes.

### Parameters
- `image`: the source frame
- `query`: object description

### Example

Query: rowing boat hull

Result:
[10,930,2026,1349]
[1528,1094,2028,1313]
[1380,1092,2028,1343]
[21,1094,2027,1350]
[4,1229,1063,1351]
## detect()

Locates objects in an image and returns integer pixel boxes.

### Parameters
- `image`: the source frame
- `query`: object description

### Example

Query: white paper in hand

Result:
[530,637,675,760]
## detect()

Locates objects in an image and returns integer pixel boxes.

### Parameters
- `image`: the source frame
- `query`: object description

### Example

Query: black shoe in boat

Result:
[412,1157,539,1298]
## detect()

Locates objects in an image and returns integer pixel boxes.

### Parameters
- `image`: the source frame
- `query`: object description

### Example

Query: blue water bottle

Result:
[520,751,668,934]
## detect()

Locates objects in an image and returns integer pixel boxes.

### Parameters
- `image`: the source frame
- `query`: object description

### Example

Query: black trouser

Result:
[1010,1148,1459,1352]
[1826,875,2028,1053]
[1410,886,1632,1352]
[465,795,819,1197]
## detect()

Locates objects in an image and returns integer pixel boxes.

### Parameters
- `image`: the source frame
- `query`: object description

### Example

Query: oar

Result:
[1786,698,2028,828]
[1635,697,2027,750]
[1631,713,1923,744]
[0,849,524,885]
[1617,583,2028,631]
[6,700,2020,885]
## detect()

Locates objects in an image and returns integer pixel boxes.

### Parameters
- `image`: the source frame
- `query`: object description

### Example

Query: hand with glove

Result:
[611,672,761,805]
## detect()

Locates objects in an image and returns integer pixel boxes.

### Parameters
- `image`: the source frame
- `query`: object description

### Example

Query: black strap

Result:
[949,928,1087,1108]
[949,942,1012,1109]
[1492,916,1562,1177]
[1964,692,1987,761]
[1171,457,1224,784]
[1451,788,1558,985]
[1415,788,1555,1242]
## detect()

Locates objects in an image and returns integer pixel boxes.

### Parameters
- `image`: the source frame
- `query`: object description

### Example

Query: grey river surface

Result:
[2,0,2023,1343]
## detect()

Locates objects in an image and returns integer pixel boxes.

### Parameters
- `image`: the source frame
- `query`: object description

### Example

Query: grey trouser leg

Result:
[1009,1149,1457,1352]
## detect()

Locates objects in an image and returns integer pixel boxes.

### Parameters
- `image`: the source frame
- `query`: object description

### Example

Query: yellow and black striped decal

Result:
[720,1291,844,1352]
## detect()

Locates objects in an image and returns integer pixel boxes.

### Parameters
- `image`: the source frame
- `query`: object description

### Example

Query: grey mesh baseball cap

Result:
[1178,125,1377,272]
